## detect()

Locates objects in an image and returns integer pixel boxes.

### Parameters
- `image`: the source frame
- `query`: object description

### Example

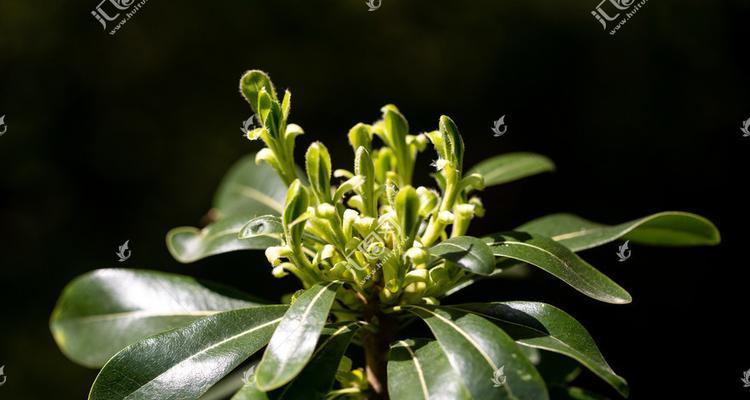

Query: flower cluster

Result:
[240,70,486,309]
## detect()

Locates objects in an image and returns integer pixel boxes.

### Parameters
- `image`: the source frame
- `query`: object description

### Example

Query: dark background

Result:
[1,0,748,398]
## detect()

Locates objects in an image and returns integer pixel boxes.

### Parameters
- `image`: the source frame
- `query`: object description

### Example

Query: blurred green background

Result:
[1,0,748,398]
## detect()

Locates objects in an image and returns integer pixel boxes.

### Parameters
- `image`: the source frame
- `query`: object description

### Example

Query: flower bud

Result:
[316,203,336,219]
[306,142,333,203]
[395,186,420,244]
[405,247,430,265]
[265,246,291,266]
[348,123,372,152]
[282,180,309,246]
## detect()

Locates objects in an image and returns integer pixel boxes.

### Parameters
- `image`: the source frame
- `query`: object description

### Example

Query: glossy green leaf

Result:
[50,268,259,368]
[429,236,495,275]
[407,305,549,400]
[275,322,359,399]
[467,153,555,188]
[167,214,281,263]
[255,282,341,391]
[485,232,631,304]
[447,302,628,396]
[89,305,287,400]
[213,154,288,219]
[516,211,720,252]
[388,339,471,400]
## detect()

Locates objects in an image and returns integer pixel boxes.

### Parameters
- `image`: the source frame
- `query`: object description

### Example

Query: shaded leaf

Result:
[213,154,288,219]
[167,214,281,263]
[255,282,342,391]
[484,232,631,304]
[388,339,471,400]
[275,322,360,399]
[448,302,628,396]
[467,153,554,188]
[429,236,495,275]
[407,305,548,400]
[50,268,259,368]
[231,375,270,400]
[89,305,287,400]
[517,212,720,252]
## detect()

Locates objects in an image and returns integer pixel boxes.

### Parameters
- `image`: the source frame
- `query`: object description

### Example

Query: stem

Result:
[363,298,396,400]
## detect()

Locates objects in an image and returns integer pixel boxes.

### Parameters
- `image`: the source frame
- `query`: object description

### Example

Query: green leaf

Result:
[305,142,333,203]
[281,180,310,246]
[240,70,278,115]
[50,268,259,368]
[238,215,284,239]
[213,154,288,219]
[255,282,342,391]
[467,153,555,188]
[388,339,471,400]
[407,305,549,400]
[447,302,628,397]
[274,322,359,399]
[439,115,464,171]
[231,383,270,400]
[485,232,631,304]
[429,236,495,275]
[89,305,288,400]
[167,214,281,263]
[517,211,720,252]
[396,186,421,243]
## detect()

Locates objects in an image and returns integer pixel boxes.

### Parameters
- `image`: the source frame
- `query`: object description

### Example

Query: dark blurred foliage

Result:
[0,0,748,398]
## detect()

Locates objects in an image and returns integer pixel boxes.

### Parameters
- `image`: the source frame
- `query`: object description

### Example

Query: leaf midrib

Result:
[234,185,284,213]
[489,240,611,300]
[263,282,338,383]
[478,157,550,182]
[124,316,283,398]
[395,340,429,400]
[411,306,519,400]
[58,310,220,324]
